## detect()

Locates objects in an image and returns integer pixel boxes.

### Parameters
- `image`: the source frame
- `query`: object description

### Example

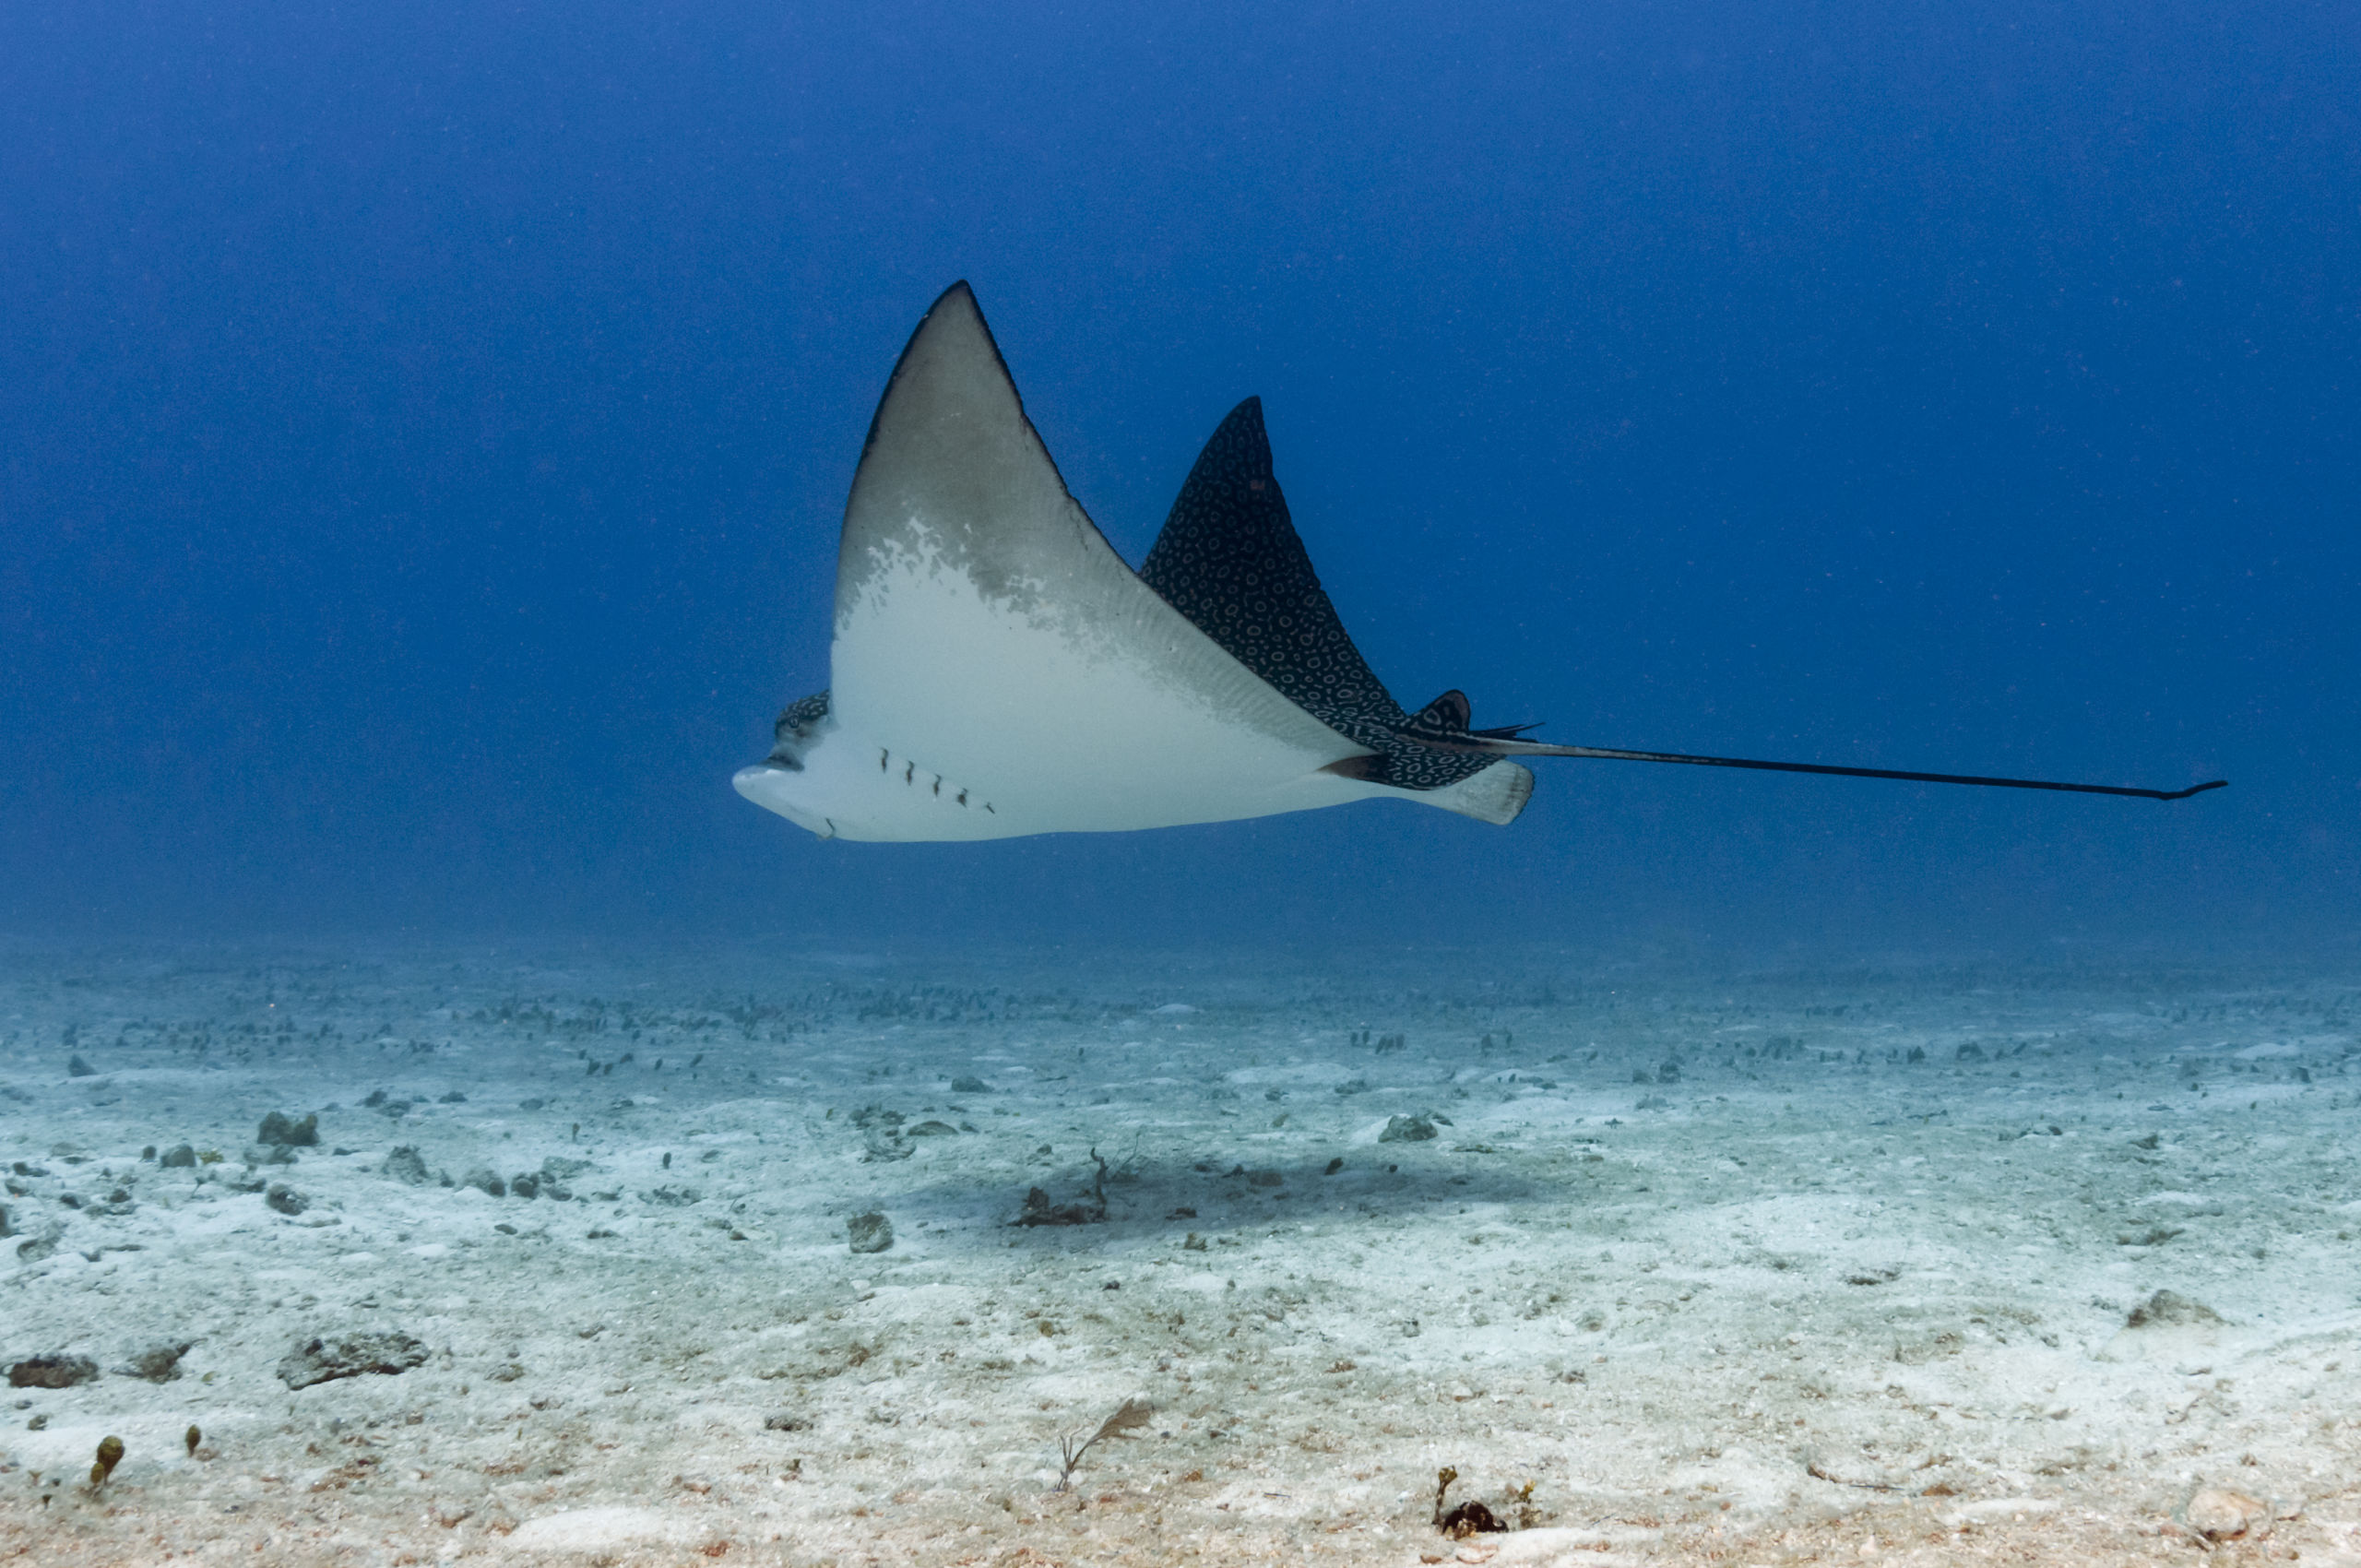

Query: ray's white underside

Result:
[736,284,1528,843]
[731,529,1533,840]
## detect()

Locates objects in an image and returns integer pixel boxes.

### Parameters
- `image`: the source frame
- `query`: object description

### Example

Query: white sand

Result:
[2,944,2357,1565]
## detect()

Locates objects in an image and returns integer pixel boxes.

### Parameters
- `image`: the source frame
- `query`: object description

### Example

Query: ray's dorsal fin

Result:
[1139,397,1398,725]
[1406,689,1472,734]
[1395,687,1546,750]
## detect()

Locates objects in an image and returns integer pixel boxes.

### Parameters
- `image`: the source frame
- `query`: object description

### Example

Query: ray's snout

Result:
[732,760,845,839]
[732,763,794,808]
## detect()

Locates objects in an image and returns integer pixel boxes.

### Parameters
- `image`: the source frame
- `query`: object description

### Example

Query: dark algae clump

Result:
[90,1435,124,1488]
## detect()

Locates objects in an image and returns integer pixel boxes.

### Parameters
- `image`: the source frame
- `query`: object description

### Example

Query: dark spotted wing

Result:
[1138,398,1394,723]
[1139,398,1499,791]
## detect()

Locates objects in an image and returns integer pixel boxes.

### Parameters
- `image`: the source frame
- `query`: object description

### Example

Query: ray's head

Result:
[731,689,1016,842]
[731,691,850,837]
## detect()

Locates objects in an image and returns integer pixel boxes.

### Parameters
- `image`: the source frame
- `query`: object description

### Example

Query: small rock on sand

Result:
[382,1146,429,1184]
[846,1211,894,1253]
[2101,1287,2230,1364]
[2183,1487,2269,1540]
[8,1354,99,1389]
[2128,1289,2224,1328]
[1016,1186,1104,1226]
[277,1331,430,1389]
[1381,1114,1438,1143]
[115,1342,194,1382]
[256,1111,318,1146]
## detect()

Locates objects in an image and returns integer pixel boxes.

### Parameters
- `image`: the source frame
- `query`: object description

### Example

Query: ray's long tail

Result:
[1394,690,2226,803]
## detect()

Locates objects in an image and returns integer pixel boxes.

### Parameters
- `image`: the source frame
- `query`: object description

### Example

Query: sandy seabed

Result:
[1,944,2357,1568]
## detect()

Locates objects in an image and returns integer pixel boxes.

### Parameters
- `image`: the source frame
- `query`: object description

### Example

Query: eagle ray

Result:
[734,283,2222,842]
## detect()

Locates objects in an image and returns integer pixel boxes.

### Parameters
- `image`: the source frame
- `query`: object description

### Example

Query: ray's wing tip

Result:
[860,279,1018,462]
[1219,395,1268,443]
[909,278,1014,375]
[896,281,990,360]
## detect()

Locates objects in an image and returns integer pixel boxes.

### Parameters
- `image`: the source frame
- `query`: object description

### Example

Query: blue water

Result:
[3,2,2353,954]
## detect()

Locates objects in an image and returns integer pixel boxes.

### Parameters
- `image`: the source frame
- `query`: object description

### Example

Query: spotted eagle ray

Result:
[734,282,2223,842]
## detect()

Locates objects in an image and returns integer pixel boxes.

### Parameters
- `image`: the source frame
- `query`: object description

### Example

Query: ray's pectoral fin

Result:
[1139,400,1520,814]
[764,281,1386,841]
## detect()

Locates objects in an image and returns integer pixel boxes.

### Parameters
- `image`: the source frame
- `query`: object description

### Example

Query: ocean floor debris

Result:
[1054,1397,1152,1491]
[276,1331,429,1390]
[114,1341,193,1382]
[0,949,2353,1567]
[255,1111,317,1147]
[2182,1486,2271,1541]
[9,1354,99,1389]
[846,1210,894,1253]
